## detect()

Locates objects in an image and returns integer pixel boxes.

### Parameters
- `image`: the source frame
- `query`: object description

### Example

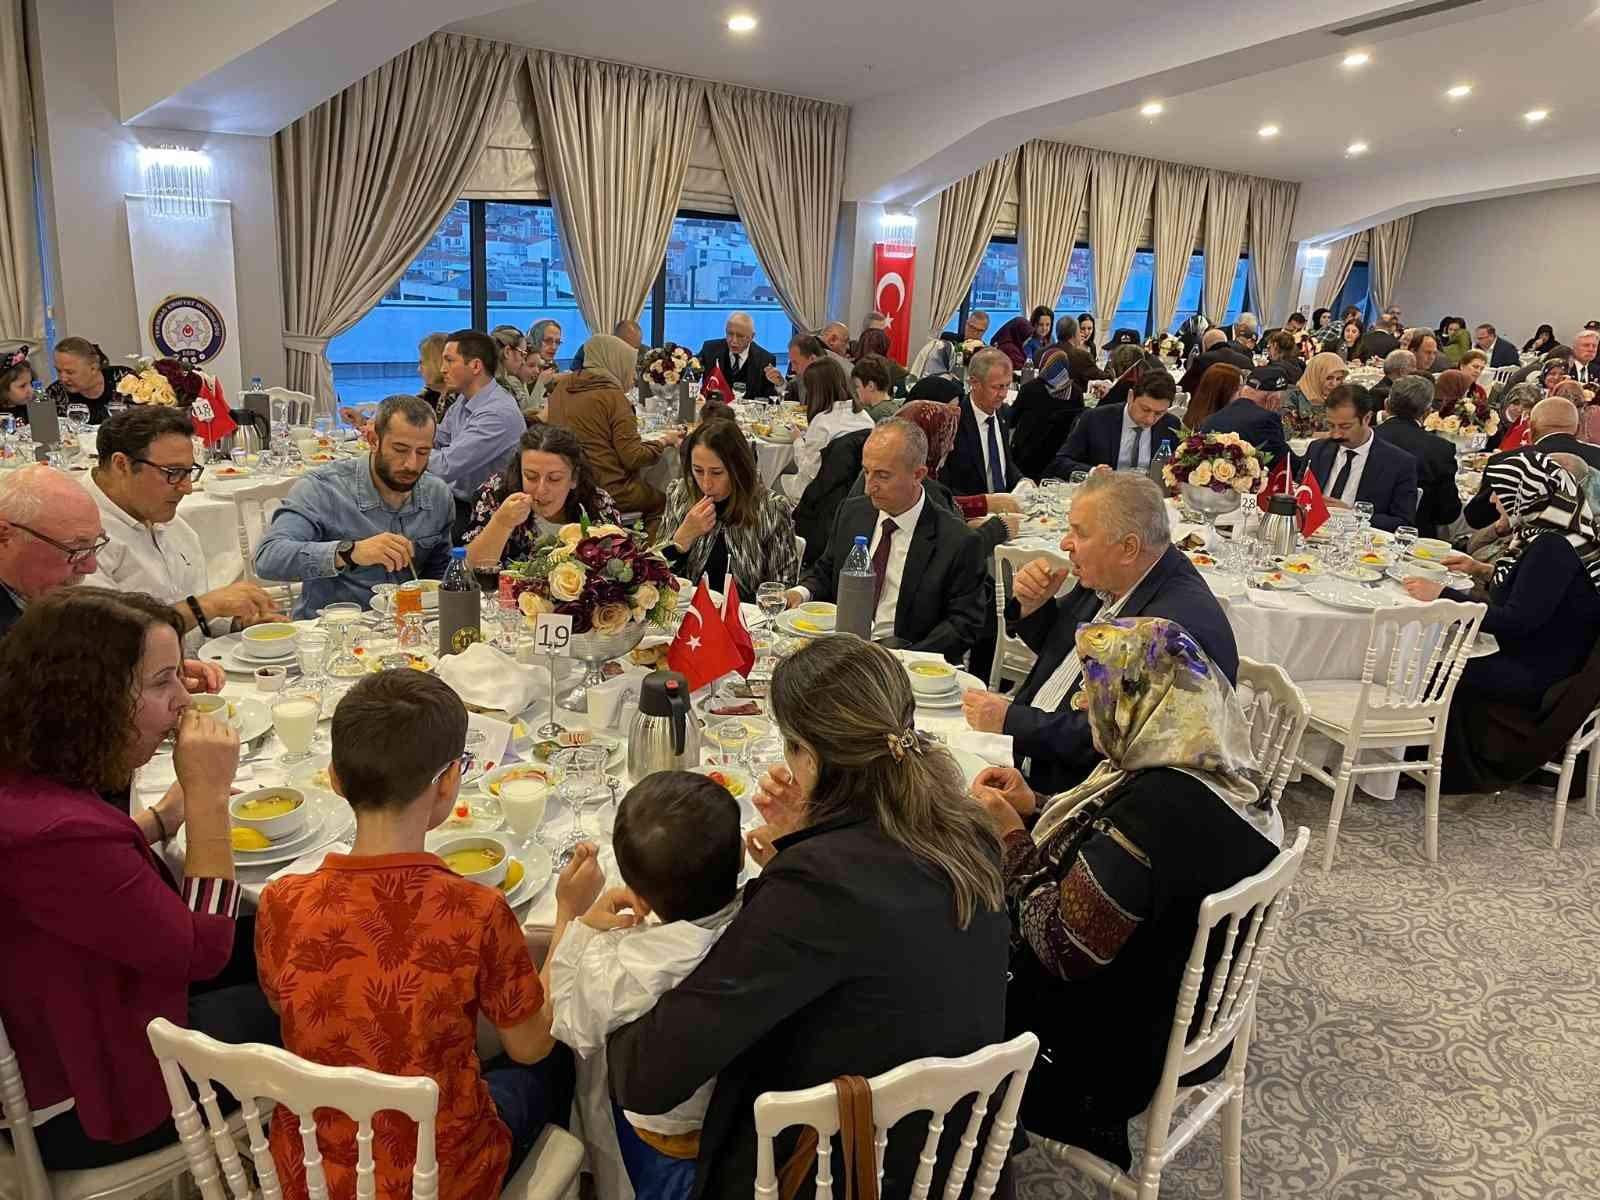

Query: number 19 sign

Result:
[533,613,574,656]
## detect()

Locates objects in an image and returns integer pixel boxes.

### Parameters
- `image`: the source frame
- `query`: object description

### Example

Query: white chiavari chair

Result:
[1544,705,1600,849]
[988,545,1062,691]
[1234,659,1311,809]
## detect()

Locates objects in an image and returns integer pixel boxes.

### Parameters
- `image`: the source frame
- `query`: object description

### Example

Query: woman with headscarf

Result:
[970,617,1281,1169]
[1547,380,1600,443]
[1433,368,1476,415]
[990,316,1032,370]
[544,334,682,521]
[1009,348,1085,479]
[1401,453,1600,792]
[1491,382,1539,451]
[1524,324,1558,354]
[1280,351,1347,439]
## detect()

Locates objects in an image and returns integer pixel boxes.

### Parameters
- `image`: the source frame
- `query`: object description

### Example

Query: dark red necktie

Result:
[871,518,897,608]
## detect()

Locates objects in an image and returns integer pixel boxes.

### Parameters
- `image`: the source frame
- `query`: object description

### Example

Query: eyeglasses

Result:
[131,458,205,485]
[429,750,474,787]
[12,523,110,565]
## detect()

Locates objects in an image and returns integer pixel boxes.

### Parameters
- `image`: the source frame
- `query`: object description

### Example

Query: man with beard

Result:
[255,394,455,617]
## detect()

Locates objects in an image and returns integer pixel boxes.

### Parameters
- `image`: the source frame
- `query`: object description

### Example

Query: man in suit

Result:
[1368,349,1415,408]
[1301,384,1418,531]
[1048,369,1181,477]
[1567,329,1600,388]
[1464,396,1600,527]
[940,347,1022,497]
[1372,374,1461,539]
[696,311,777,399]
[1356,316,1401,363]
[1224,312,1260,359]
[1473,323,1520,369]
[0,464,107,637]
[1200,366,1290,468]
[772,333,852,409]
[789,419,988,662]
[960,472,1237,793]
[1179,328,1254,394]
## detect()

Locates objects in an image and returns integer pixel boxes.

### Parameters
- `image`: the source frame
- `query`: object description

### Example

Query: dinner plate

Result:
[514,731,625,771]
[1252,571,1305,592]
[1332,565,1383,584]
[229,697,273,744]
[773,610,830,639]
[229,792,350,866]
[1208,576,1247,599]
[234,639,297,663]
[499,845,554,908]
[1305,581,1393,613]
[479,761,553,798]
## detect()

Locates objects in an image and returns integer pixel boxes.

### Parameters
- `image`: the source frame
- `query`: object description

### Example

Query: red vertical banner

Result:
[872,242,916,365]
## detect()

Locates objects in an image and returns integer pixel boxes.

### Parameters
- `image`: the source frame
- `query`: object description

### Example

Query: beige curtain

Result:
[1247,178,1300,324]
[1017,141,1091,315]
[0,0,42,352]
[1368,216,1414,311]
[925,150,1020,336]
[1089,152,1157,333]
[1150,164,1207,336]
[1201,171,1250,325]
[705,86,848,331]
[1312,234,1363,311]
[529,52,704,331]
[275,33,516,412]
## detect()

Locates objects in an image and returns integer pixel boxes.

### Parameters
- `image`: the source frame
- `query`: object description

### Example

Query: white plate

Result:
[1252,572,1305,592]
[1209,575,1247,598]
[228,792,350,866]
[696,693,768,722]
[773,610,830,639]
[499,844,554,908]
[910,666,983,709]
[230,697,273,744]
[1305,582,1392,612]
[233,810,327,861]
[207,467,252,481]
[511,731,625,773]
[235,639,297,663]
[479,761,554,798]
[200,632,302,676]
[1332,565,1383,584]
[690,763,756,801]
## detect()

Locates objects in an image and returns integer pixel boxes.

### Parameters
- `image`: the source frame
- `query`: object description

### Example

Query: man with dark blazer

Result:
[1464,396,1600,527]
[1300,384,1419,532]
[959,472,1237,794]
[1355,318,1401,363]
[1473,323,1521,369]
[1199,366,1290,469]
[940,347,1022,497]
[790,420,987,663]
[1047,369,1182,478]
[1178,329,1253,394]
[0,463,107,637]
[696,311,777,399]
[1372,374,1461,539]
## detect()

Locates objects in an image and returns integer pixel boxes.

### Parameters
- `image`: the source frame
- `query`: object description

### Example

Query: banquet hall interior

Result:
[4,0,1600,1196]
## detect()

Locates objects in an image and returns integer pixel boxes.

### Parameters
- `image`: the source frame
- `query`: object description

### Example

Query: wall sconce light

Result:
[879,208,917,247]
[139,146,213,219]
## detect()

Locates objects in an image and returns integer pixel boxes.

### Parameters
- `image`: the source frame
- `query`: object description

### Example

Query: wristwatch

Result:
[335,540,356,570]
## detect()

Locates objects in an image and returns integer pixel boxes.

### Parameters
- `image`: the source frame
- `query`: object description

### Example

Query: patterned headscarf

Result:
[1037,347,1073,399]
[1483,450,1600,591]
[1032,617,1278,848]
[1299,352,1347,405]
[897,399,961,475]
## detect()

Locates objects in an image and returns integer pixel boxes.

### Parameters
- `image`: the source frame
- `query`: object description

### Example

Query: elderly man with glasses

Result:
[84,405,283,651]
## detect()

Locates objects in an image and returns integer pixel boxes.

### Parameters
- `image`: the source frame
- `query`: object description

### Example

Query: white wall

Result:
[1393,183,1600,344]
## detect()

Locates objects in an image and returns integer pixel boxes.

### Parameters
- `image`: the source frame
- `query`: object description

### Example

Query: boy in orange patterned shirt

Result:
[256,670,592,1200]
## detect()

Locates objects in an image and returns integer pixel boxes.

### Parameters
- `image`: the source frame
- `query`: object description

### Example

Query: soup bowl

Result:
[230,786,308,841]
[434,834,511,890]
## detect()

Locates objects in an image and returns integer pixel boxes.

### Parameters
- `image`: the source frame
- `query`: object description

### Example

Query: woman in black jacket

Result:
[608,637,1009,1200]
[1009,347,1084,479]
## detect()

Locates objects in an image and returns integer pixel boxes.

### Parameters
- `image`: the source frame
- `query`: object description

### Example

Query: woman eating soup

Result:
[46,336,133,424]
[0,588,277,1168]
[659,415,800,595]
[463,422,621,574]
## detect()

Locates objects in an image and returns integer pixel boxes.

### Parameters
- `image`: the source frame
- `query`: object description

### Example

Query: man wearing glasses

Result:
[0,464,107,636]
[85,405,283,650]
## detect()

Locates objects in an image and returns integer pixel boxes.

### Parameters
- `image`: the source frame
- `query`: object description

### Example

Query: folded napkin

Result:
[945,728,1014,768]
[1248,590,1288,609]
[437,642,550,715]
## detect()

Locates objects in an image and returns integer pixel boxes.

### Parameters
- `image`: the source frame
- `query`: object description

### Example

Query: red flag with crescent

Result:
[666,578,743,692]
[700,363,733,405]
[722,577,755,677]
[872,243,916,364]
[1295,467,1331,537]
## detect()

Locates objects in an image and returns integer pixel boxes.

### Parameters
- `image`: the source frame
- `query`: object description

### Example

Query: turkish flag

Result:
[1256,457,1288,506]
[190,376,237,447]
[721,577,756,677]
[667,579,743,692]
[700,363,733,405]
[872,243,916,365]
[1295,467,1331,538]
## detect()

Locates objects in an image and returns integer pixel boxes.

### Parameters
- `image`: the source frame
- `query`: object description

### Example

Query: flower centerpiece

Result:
[644,343,701,388]
[115,357,180,407]
[151,357,205,407]
[1162,431,1268,547]
[956,338,985,369]
[1426,397,1498,438]
[1151,333,1184,361]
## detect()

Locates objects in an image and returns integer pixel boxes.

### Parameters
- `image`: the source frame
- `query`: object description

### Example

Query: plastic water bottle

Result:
[437,547,482,656]
[250,375,263,392]
[835,535,875,640]
[1149,437,1174,488]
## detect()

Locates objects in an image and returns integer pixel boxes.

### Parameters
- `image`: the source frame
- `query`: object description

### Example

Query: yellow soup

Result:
[911,663,953,677]
[236,794,302,819]
[444,847,504,875]
[246,626,297,640]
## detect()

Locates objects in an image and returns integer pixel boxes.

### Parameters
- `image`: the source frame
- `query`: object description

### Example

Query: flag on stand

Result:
[700,363,733,405]
[666,578,743,692]
[189,375,237,446]
[1256,457,1288,506]
[1294,467,1331,537]
[722,577,755,677]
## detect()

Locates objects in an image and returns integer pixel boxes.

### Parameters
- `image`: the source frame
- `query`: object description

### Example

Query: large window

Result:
[329,203,787,405]
[1335,262,1372,323]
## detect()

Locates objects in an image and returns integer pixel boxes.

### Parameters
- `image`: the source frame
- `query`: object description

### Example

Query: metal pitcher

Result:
[1256,494,1301,558]
[627,669,701,779]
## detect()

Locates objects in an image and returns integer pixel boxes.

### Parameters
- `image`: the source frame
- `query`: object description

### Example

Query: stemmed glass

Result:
[64,402,90,435]
[756,582,787,629]
[551,745,611,838]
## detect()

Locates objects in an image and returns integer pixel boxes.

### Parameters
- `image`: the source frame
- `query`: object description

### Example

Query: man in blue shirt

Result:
[255,394,454,617]
[430,328,526,536]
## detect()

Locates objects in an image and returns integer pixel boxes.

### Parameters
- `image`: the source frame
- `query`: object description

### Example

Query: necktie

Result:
[1330,448,1357,501]
[1127,425,1145,469]
[871,518,897,609]
[732,353,743,376]
[985,415,1005,491]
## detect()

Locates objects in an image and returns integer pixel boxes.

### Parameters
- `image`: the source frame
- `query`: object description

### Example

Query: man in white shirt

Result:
[941,347,1022,497]
[0,464,106,636]
[1568,330,1600,387]
[84,405,284,650]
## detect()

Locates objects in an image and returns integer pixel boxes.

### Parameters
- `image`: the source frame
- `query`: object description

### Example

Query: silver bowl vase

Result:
[1181,482,1243,549]
[557,622,648,710]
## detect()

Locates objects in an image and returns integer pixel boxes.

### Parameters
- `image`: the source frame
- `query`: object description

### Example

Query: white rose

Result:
[1232,475,1254,493]
[592,602,632,635]
[548,560,586,602]
[557,523,584,546]
[1191,463,1213,487]
[1212,461,1236,482]
[517,590,549,618]
[631,582,659,619]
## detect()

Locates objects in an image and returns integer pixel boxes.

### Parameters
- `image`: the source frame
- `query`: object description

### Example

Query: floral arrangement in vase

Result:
[1426,397,1498,437]
[1160,431,1268,495]
[502,514,679,636]
[115,357,179,407]
[151,358,206,406]
[1150,334,1184,360]
[644,344,701,387]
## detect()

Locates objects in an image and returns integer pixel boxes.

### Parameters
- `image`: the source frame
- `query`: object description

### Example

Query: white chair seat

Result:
[500,1125,584,1200]
[42,1115,248,1200]
[1299,680,1435,736]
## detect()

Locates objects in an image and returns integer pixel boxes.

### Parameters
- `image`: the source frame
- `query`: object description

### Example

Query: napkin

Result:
[945,728,1014,768]
[437,642,550,715]
[1248,590,1288,609]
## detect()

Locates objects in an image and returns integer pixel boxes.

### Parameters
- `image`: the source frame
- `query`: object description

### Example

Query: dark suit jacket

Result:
[1199,398,1289,470]
[941,396,1022,497]
[1179,347,1253,394]
[1355,329,1399,362]
[1303,435,1419,532]
[0,585,20,637]
[792,429,870,566]
[799,494,988,662]
[1009,378,1085,481]
[695,339,777,399]
[1048,401,1183,478]
[1373,417,1461,539]
[1464,435,1600,527]
[1487,337,1521,369]
[1004,545,1238,793]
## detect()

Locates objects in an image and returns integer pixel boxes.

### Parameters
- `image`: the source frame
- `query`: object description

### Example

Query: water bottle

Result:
[437,547,483,656]
[835,535,875,640]
[250,376,263,391]
[1149,437,1174,489]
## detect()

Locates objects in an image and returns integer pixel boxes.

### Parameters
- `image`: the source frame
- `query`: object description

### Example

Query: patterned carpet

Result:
[1012,775,1600,1200]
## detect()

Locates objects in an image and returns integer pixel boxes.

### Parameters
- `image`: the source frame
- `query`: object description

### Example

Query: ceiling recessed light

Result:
[1258,124,1280,138]
[726,13,757,32]
[1139,102,1164,117]
[1524,107,1550,123]
[1446,83,1472,99]
[1346,140,1369,156]
[1341,51,1371,68]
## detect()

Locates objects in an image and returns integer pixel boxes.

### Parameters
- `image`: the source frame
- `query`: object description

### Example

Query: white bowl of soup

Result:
[435,834,511,890]
[230,787,308,841]
[796,601,837,630]
[240,623,300,653]
[906,660,958,696]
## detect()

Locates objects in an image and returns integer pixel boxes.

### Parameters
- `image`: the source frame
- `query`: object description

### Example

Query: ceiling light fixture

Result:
[1524,107,1550,123]
[1446,83,1472,99]
[726,13,757,33]
[1346,140,1369,156]
[1140,101,1164,117]
[1341,51,1371,68]
[1258,124,1280,138]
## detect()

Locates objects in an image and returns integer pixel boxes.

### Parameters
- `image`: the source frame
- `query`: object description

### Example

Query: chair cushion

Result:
[501,1124,585,1200]
[1299,680,1434,736]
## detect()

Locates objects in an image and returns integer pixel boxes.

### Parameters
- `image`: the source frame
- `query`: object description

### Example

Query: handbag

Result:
[778,1075,879,1200]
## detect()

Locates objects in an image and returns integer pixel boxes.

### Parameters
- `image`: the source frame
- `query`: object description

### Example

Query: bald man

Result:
[1464,396,1600,528]
[697,311,778,398]
[1179,327,1254,394]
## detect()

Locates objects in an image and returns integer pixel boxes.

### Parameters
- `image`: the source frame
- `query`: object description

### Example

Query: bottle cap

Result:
[853,535,868,545]
[451,547,466,559]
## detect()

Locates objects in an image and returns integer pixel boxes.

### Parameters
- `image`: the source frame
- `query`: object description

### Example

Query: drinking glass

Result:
[499,778,552,840]
[707,718,752,766]
[320,603,367,678]
[551,745,611,838]
[312,416,331,440]
[1394,526,1418,559]
[64,402,90,435]
[756,582,787,626]
[271,696,320,764]
[230,447,248,470]
[296,631,331,697]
